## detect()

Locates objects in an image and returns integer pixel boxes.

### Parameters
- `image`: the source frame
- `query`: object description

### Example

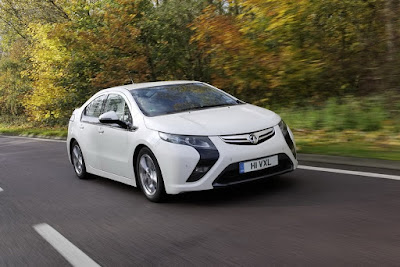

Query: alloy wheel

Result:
[138,154,158,196]
[72,144,84,176]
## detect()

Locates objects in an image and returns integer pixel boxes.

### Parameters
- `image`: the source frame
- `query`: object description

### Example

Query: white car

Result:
[67,81,297,202]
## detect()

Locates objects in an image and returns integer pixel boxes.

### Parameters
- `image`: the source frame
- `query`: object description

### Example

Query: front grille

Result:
[220,127,275,145]
[213,153,293,187]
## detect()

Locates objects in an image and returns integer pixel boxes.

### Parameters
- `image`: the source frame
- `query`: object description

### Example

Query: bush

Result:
[0,115,29,127]
[274,94,392,132]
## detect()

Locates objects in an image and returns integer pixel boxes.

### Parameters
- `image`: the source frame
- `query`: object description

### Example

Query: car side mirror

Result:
[99,111,119,123]
[99,111,128,129]
[99,111,138,131]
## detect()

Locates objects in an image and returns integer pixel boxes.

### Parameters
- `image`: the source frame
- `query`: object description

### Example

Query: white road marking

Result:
[299,165,400,181]
[33,223,100,267]
[0,187,3,192]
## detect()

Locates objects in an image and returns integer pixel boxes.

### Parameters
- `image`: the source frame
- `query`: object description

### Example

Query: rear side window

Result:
[103,94,132,125]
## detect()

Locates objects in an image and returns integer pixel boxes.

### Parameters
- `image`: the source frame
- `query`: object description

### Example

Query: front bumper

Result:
[213,153,293,187]
[153,125,298,195]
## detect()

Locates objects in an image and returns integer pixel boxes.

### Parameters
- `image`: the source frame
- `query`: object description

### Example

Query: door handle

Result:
[98,129,104,134]
[79,125,84,130]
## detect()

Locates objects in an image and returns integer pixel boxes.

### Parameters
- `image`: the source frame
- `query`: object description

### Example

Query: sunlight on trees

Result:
[0,0,398,124]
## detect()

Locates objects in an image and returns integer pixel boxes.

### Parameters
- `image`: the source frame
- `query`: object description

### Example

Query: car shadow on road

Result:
[86,174,143,194]
[166,175,298,206]
[86,173,298,206]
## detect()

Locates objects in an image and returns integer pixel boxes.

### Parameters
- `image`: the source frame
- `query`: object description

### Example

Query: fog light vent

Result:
[186,148,219,183]
[187,165,212,182]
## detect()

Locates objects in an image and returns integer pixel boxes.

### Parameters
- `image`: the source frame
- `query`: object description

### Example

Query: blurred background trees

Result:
[0,0,399,124]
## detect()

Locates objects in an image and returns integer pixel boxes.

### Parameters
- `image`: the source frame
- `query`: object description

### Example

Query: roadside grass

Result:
[294,130,400,161]
[297,142,400,161]
[1,94,400,160]
[275,95,400,133]
[2,123,399,160]
[0,115,68,138]
[0,124,68,138]
[273,94,400,161]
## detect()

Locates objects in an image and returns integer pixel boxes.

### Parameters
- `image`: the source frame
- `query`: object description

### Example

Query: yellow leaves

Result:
[28,23,69,72]
[20,1,149,121]
[23,23,69,121]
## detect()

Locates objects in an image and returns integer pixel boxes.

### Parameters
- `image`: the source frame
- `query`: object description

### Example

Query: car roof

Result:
[100,80,201,94]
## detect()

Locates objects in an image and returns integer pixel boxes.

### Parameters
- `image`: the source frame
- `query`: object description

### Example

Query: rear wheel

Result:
[136,147,166,202]
[71,141,88,179]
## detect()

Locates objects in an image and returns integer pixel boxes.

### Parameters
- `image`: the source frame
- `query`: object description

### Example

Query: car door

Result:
[79,94,107,171]
[98,93,135,178]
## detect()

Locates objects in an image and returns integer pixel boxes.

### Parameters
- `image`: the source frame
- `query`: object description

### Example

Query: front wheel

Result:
[71,141,88,179]
[136,147,166,202]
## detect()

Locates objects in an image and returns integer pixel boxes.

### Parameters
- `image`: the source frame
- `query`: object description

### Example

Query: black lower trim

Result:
[284,133,297,159]
[212,153,293,187]
[186,147,219,182]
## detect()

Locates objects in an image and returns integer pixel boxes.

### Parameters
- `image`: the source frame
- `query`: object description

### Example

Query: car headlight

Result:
[279,120,288,135]
[158,132,216,149]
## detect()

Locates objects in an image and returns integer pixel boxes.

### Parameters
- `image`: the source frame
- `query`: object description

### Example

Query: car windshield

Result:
[130,83,241,116]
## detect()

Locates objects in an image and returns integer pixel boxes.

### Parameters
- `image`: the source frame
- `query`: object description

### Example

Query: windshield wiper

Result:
[161,103,240,116]
[181,103,235,112]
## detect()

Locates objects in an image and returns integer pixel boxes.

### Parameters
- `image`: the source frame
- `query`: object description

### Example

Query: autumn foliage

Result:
[0,0,398,124]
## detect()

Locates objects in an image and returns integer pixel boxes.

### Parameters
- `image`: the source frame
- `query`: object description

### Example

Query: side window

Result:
[82,94,107,122]
[103,94,133,125]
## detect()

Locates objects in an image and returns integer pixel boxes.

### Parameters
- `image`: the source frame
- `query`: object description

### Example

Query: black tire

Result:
[71,141,88,179]
[136,147,166,202]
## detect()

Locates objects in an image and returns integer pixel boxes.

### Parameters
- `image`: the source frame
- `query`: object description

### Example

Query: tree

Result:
[0,0,399,124]
[192,0,391,106]
[0,39,31,116]
[137,0,211,81]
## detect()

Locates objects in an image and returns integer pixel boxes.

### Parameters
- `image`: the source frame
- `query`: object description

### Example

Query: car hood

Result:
[143,104,281,136]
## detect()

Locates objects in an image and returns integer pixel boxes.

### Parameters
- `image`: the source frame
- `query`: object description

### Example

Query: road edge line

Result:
[33,223,100,267]
[298,153,400,171]
[298,165,400,181]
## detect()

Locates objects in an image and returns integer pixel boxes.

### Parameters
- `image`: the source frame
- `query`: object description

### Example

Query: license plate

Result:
[239,155,278,174]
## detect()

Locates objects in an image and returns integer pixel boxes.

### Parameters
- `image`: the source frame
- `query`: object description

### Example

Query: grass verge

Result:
[0,125,68,138]
[297,141,400,161]
[272,94,400,161]
[1,125,399,161]
[294,130,400,161]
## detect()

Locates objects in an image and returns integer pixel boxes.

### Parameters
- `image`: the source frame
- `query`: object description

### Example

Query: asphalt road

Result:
[1,135,400,266]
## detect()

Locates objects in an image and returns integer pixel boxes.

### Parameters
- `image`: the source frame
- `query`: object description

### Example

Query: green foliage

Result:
[297,142,400,161]
[276,95,394,132]
[0,125,68,138]
[138,0,210,81]
[0,0,399,126]
[0,40,32,116]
